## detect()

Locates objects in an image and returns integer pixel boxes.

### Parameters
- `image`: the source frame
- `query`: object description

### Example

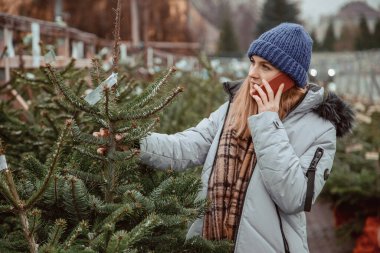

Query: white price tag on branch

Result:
[0,155,8,171]
[84,72,118,105]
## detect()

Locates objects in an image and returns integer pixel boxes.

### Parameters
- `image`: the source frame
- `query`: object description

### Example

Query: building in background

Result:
[315,0,380,46]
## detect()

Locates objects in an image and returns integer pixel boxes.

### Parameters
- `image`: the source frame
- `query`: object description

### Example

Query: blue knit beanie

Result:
[247,23,313,88]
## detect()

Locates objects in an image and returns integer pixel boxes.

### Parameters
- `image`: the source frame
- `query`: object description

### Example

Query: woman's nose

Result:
[248,65,259,79]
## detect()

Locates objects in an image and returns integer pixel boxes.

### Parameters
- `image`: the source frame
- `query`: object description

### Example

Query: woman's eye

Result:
[263,65,270,70]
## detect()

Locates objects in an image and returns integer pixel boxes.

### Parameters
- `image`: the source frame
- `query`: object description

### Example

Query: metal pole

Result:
[131,0,140,47]
[55,0,62,22]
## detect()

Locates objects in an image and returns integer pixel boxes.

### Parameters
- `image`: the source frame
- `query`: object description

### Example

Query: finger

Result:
[252,95,264,108]
[254,84,268,104]
[274,83,285,104]
[262,79,274,101]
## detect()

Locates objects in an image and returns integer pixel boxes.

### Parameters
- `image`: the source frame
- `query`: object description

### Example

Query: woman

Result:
[139,23,354,253]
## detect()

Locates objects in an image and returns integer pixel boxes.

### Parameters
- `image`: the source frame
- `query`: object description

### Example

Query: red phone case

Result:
[253,73,295,96]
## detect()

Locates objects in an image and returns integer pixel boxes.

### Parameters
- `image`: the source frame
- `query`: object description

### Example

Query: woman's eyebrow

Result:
[251,58,271,65]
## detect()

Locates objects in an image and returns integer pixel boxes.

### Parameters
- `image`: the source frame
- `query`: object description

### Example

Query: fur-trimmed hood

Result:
[223,80,355,138]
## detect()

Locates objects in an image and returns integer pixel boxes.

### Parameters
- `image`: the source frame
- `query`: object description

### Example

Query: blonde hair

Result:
[226,78,306,139]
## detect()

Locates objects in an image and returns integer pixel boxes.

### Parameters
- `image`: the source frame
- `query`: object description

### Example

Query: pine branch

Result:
[104,87,111,119]
[42,175,64,206]
[107,150,138,162]
[91,116,110,129]
[94,204,133,232]
[112,0,121,73]
[28,209,41,236]
[123,190,155,212]
[22,154,47,180]
[71,121,109,146]
[73,147,107,162]
[61,59,76,75]
[126,67,176,110]
[74,79,86,96]
[157,214,188,227]
[90,58,106,87]
[112,87,183,121]
[149,177,174,201]
[106,213,161,252]
[117,79,138,101]
[118,118,159,144]
[0,204,12,213]
[41,112,60,136]
[88,223,115,251]
[0,176,18,207]
[25,120,70,209]
[114,121,137,134]
[47,219,67,247]
[63,220,89,250]
[62,176,90,222]
[3,170,39,253]
[184,236,234,253]
[66,169,103,184]
[44,65,101,116]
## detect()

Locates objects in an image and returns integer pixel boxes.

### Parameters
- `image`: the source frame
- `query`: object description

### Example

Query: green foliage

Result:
[218,14,240,55]
[355,16,372,51]
[321,21,336,51]
[256,0,300,36]
[322,108,380,241]
[157,67,226,134]
[0,53,234,252]
[373,19,380,49]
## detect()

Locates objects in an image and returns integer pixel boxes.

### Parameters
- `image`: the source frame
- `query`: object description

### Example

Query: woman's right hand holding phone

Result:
[250,79,284,114]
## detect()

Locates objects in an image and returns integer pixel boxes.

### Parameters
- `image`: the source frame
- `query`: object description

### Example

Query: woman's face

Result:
[248,55,280,94]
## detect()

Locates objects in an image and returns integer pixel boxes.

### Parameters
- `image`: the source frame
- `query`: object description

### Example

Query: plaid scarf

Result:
[202,121,257,241]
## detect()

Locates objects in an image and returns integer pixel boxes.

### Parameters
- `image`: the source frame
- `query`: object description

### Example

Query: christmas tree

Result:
[322,103,380,251]
[0,1,233,252]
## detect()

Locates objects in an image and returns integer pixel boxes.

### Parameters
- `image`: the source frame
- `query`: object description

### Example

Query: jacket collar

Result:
[222,80,355,137]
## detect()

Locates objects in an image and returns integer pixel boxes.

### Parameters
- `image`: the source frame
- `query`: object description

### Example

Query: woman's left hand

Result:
[250,79,284,114]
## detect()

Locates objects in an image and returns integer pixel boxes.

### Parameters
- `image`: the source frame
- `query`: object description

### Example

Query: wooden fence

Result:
[0,12,201,82]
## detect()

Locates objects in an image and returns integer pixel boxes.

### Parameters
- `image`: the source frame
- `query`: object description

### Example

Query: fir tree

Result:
[256,0,300,36]
[218,14,240,56]
[355,16,372,50]
[322,107,380,245]
[335,24,356,51]
[371,18,380,49]
[310,29,321,52]
[0,1,234,252]
[321,21,336,51]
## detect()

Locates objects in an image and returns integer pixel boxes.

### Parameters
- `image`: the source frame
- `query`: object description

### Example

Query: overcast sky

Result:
[300,0,380,25]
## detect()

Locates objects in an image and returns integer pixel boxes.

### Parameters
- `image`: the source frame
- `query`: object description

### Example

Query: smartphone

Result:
[253,72,295,96]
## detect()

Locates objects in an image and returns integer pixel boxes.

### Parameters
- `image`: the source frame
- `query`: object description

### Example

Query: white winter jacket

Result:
[140,81,354,253]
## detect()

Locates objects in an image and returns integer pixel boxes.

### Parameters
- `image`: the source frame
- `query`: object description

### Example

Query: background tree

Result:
[321,21,336,51]
[355,16,372,51]
[310,29,322,52]
[335,24,357,51]
[256,0,300,36]
[371,18,380,49]
[218,14,240,56]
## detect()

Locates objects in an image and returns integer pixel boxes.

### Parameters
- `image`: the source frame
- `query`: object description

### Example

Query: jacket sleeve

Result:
[139,102,228,171]
[248,111,336,214]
